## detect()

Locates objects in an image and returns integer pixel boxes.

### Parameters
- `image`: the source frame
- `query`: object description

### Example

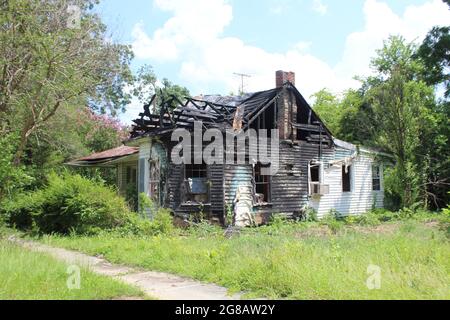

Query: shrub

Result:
[153,207,174,235]
[0,133,34,201]
[112,193,174,237]
[320,211,344,233]
[355,213,380,226]
[1,172,136,235]
[298,206,318,222]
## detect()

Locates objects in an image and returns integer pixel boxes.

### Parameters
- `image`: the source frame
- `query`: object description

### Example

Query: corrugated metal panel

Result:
[224,165,253,207]
[210,164,224,221]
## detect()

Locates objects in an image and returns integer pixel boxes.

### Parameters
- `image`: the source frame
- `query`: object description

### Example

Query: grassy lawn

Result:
[0,240,144,300]
[39,218,450,300]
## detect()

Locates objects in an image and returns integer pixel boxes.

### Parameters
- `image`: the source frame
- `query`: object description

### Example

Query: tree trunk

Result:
[13,120,34,166]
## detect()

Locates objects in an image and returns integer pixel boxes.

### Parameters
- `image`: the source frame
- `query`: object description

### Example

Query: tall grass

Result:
[42,220,450,300]
[0,241,143,300]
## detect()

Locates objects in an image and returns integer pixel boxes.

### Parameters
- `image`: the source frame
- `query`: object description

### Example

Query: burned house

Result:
[70,71,388,225]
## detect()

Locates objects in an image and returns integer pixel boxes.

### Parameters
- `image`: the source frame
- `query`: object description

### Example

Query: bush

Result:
[0,133,34,201]
[1,172,137,235]
[320,211,344,233]
[112,194,174,237]
[297,206,318,222]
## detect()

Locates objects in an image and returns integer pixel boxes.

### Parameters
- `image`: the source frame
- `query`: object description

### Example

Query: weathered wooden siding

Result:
[166,163,183,210]
[309,151,384,217]
[269,142,305,216]
[223,141,336,221]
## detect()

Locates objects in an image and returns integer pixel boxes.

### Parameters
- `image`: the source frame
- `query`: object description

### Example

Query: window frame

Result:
[185,163,208,179]
[342,165,352,193]
[372,164,382,192]
[184,163,209,197]
[254,162,272,203]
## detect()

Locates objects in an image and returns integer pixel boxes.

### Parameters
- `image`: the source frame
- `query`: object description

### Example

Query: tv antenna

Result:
[233,72,251,94]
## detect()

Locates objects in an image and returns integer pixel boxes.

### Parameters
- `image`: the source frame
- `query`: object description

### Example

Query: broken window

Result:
[185,163,207,178]
[185,163,209,201]
[342,165,352,192]
[254,163,271,203]
[372,165,381,191]
[310,164,320,183]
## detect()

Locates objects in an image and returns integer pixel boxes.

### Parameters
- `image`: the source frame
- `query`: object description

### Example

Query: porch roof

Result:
[67,145,139,167]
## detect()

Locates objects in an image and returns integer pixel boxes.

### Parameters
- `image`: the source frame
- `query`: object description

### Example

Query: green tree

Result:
[363,36,446,209]
[416,26,450,98]
[0,0,134,166]
[367,72,434,208]
[310,89,342,136]
[133,65,190,112]
[338,89,375,145]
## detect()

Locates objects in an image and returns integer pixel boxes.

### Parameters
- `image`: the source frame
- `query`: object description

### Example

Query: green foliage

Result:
[133,64,190,109]
[0,241,143,300]
[416,26,450,97]
[300,206,319,222]
[0,0,135,168]
[320,211,345,233]
[43,219,450,300]
[0,133,33,200]
[225,204,234,227]
[311,89,342,135]
[310,34,448,211]
[1,172,134,235]
[370,35,422,81]
[125,183,138,212]
[138,192,154,218]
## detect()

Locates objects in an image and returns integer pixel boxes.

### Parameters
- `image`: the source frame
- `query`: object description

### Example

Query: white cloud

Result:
[312,0,328,16]
[131,0,450,102]
[269,0,293,15]
[335,0,450,81]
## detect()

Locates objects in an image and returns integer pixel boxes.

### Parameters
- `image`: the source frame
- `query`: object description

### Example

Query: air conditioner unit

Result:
[310,183,330,196]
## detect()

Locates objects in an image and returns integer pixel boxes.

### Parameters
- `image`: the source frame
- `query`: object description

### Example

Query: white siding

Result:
[309,153,384,217]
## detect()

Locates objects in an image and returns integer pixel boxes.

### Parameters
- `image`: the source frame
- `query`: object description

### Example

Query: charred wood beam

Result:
[245,93,282,129]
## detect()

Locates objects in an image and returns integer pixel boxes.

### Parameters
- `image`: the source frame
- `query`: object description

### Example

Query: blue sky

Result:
[95,0,450,124]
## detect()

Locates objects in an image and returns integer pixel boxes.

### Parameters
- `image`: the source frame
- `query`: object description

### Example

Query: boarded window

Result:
[342,165,351,192]
[372,165,381,191]
[254,163,271,203]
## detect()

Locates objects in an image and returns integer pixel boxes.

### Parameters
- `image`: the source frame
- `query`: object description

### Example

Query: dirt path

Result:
[8,236,241,300]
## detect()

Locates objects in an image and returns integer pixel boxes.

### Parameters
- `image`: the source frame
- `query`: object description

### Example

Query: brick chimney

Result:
[275,70,295,88]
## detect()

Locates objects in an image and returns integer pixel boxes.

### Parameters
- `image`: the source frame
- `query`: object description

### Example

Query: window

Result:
[310,164,320,183]
[342,165,351,192]
[126,166,137,185]
[185,163,208,196]
[254,163,271,203]
[372,165,381,191]
[149,160,161,204]
[185,164,207,178]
